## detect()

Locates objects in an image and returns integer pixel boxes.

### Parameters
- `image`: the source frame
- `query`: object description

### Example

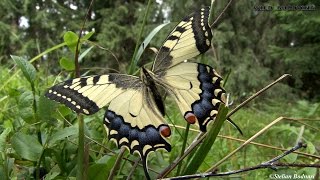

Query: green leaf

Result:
[298,167,317,177]
[11,132,43,161]
[88,164,109,180]
[18,91,35,123]
[306,141,316,154]
[44,165,60,180]
[0,129,10,152]
[63,31,79,53]
[183,104,228,175]
[133,22,170,67]
[48,126,78,147]
[283,153,297,163]
[82,31,95,40]
[37,95,56,123]
[59,57,75,71]
[11,55,36,86]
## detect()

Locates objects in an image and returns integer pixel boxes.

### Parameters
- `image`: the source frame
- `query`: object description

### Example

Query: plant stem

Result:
[77,115,85,180]
[176,123,190,176]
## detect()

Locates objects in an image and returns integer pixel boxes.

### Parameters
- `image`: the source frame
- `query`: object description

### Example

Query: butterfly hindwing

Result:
[159,62,226,132]
[153,7,212,75]
[103,87,171,179]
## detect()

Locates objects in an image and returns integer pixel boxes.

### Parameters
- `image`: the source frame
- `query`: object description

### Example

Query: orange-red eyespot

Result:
[159,125,171,137]
[184,112,197,124]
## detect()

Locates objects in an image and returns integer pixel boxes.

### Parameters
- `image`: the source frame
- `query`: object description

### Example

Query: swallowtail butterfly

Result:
[46,7,228,179]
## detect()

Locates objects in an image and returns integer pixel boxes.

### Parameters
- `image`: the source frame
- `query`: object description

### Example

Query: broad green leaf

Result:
[133,22,170,67]
[82,31,95,40]
[64,31,79,53]
[37,95,56,123]
[0,129,10,152]
[11,132,43,161]
[11,55,36,86]
[59,57,75,71]
[44,165,60,180]
[96,155,113,164]
[48,126,78,147]
[58,105,73,117]
[183,104,228,175]
[298,167,317,177]
[18,91,35,123]
[88,164,109,180]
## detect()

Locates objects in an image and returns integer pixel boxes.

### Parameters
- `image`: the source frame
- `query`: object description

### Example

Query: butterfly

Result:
[45,7,236,179]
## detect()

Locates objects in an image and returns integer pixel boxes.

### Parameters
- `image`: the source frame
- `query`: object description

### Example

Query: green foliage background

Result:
[0,0,319,179]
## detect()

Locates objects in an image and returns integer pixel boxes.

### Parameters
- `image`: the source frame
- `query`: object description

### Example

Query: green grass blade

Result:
[128,0,152,74]
[133,22,170,67]
[183,104,228,175]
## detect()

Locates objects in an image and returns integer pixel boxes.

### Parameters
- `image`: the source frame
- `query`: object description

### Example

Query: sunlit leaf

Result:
[64,31,79,53]
[0,129,10,152]
[83,31,95,40]
[59,57,75,71]
[11,55,36,86]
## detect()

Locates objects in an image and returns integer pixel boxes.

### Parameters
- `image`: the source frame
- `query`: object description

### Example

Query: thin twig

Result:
[108,147,126,180]
[206,116,284,172]
[164,142,308,179]
[227,74,291,118]
[126,159,140,180]
[86,40,121,69]
[74,0,95,77]
[209,0,233,28]
[217,134,320,160]
[157,133,205,178]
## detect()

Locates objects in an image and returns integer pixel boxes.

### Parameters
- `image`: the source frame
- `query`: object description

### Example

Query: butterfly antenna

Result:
[227,118,243,135]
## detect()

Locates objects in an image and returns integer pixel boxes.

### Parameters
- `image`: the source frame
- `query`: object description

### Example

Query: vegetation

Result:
[0,0,319,179]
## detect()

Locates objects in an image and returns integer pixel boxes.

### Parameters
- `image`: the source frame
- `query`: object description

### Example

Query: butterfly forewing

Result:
[45,74,141,114]
[152,7,212,75]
